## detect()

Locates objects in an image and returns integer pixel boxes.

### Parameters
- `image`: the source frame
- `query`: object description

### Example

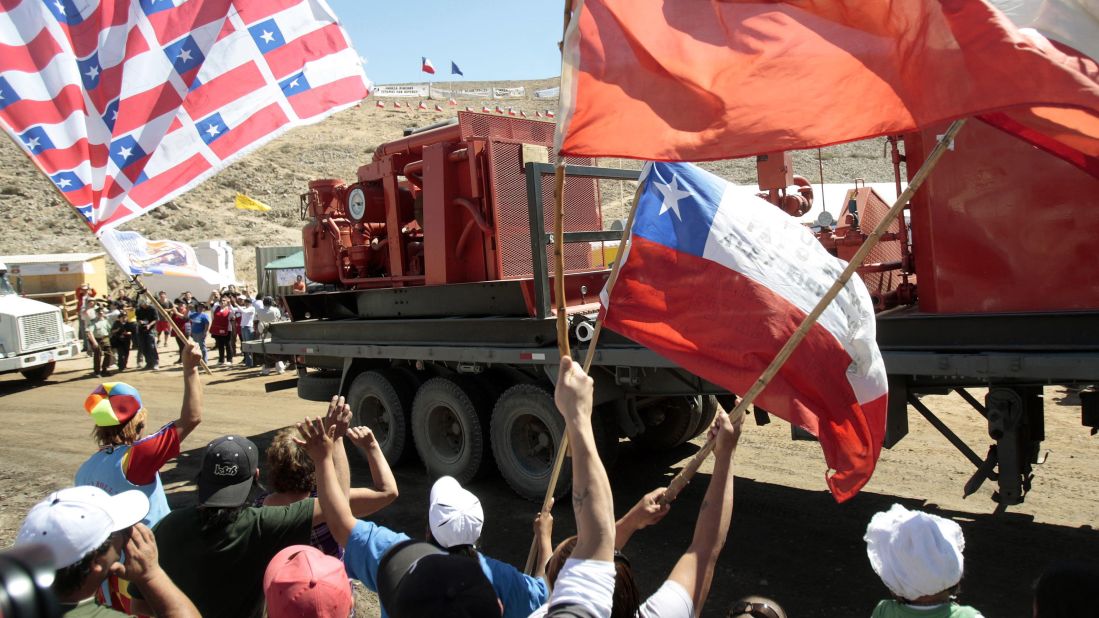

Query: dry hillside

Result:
[0,77,898,286]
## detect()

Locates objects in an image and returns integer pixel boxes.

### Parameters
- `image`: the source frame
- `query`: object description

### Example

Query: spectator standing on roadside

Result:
[15,486,199,618]
[209,294,233,366]
[155,291,172,349]
[264,545,354,618]
[76,282,96,352]
[229,294,242,362]
[236,295,257,367]
[110,301,136,372]
[75,343,204,614]
[170,299,191,364]
[87,305,115,377]
[256,296,285,375]
[134,298,159,371]
[864,504,984,618]
[189,302,210,363]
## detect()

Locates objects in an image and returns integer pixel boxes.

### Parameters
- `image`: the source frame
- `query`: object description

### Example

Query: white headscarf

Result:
[864,503,965,600]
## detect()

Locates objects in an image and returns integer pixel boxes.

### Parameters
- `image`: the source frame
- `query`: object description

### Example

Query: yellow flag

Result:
[235,193,271,212]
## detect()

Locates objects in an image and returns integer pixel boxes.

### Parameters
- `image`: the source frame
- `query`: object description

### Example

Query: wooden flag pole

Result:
[523,173,646,574]
[658,119,967,505]
[130,275,213,376]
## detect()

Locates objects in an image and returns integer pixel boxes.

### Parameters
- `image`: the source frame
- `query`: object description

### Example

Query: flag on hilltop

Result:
[421,57,436,74]
[450,61,463,76]
[235,193,271,212]
[556,0,1099,176]
[601,162,888,502]
[0,0,370,234]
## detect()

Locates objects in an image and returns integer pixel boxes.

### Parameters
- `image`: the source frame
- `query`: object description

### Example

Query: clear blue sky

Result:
[327,1,565,85]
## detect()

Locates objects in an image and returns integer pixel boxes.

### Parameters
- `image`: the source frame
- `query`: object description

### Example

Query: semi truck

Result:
[0,263,79,383]
[246,112,1098,505]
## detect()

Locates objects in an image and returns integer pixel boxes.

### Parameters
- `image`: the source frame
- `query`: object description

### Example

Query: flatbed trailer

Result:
[249,166,1097,506]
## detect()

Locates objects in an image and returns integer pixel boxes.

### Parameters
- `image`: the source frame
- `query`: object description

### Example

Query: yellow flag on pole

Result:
[235,193,271,212]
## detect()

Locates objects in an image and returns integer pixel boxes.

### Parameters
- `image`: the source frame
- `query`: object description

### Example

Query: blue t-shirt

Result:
[189,312,209,336]
[343,520,547,618]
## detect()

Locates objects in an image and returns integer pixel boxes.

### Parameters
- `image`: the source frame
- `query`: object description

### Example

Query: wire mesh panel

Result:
[461,112,604,280]
[847,189,903,298]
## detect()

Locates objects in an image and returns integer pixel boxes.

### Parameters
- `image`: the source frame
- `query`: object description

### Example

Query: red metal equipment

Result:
[301,112,608,314]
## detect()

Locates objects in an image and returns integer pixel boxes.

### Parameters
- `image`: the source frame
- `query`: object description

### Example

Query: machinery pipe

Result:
[403,160,424,189]
[454,197,492,233]
[373,122,463,158]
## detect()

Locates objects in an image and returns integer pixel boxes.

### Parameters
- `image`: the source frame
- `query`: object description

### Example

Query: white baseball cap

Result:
[16,486,150,569]
[428,476,484,548]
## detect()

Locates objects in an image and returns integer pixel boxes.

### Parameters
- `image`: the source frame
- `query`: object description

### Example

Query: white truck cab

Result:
[0,262,80,382]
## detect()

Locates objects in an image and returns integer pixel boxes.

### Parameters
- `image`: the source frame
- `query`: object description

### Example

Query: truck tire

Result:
[490,384,567,501]
[632,396,702,451]
[347,370,413,464]
[688,395,722,440]
[411,377,486,484]
[297,371,342,402]
[20,362,55,383]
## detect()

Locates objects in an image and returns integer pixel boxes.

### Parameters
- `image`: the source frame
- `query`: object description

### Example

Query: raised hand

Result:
[109,524,162,585]
[628,487,671,528]
[346,426,378,450]
[554,356,594,422]
[322,395,352,439]
[294,416,336,462]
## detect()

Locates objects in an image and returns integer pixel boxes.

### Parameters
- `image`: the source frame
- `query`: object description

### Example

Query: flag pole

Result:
[658,118,967,505]
[130,274,213,376]
[523,0,577,576]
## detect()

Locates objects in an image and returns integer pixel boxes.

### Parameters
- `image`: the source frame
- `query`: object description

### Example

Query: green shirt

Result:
[150,499,315,618]
[872,600,984,618]
[61,597,132,617]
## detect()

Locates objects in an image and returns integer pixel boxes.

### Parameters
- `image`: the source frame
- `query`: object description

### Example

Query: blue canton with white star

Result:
[249,20,286,53]
[279,72,310,97]
[109,135,146,168]
[19,126,55,153]
[631,162,724,259]
[0,76,20,111]
[163,35,204,75]
[197,112,227,144]
[51,171,84,192]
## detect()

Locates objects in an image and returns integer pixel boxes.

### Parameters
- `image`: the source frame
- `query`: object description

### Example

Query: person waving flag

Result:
[601,161,888,501]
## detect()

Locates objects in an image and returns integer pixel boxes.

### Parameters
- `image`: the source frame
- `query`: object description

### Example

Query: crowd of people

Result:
[11,353,1099,617]
[76,283,289,377]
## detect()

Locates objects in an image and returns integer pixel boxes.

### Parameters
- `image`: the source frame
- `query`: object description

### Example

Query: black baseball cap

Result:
[377,540,499,617]
[198,435,259,507]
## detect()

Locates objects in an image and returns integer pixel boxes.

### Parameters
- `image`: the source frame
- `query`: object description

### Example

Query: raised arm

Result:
[297,416,357,547]
[532,497,554,579]
[555,356,614,562]
[666,410,742,614]
[346,425,399,515]
[615,487,670,550]
[174,342,203,442]
[112,524,200,618]
[322,396,353,498]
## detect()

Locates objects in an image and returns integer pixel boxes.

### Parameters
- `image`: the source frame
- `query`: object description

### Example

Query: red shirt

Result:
[210,306,231,335]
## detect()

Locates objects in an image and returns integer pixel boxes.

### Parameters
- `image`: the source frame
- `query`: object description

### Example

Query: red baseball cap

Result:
[264,545,352,618]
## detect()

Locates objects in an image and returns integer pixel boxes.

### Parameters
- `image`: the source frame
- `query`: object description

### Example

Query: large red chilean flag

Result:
[602,162,888,502]
[556,0,1099,176]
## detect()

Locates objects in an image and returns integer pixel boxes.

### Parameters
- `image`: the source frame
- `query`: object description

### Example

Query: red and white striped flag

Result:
[421,56,435,74]
[0,0,370,234]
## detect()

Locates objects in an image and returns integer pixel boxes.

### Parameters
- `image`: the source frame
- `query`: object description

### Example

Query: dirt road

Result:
[1,350,1096,617]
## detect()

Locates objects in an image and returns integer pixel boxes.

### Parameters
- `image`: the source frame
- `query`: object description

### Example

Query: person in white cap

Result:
[296,418,549,618]
[15,486,198,618]
[864,504,985,618]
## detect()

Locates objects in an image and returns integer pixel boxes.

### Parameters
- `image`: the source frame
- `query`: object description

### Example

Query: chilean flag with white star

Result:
[0,0,370,234]
[602,161,888,502]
